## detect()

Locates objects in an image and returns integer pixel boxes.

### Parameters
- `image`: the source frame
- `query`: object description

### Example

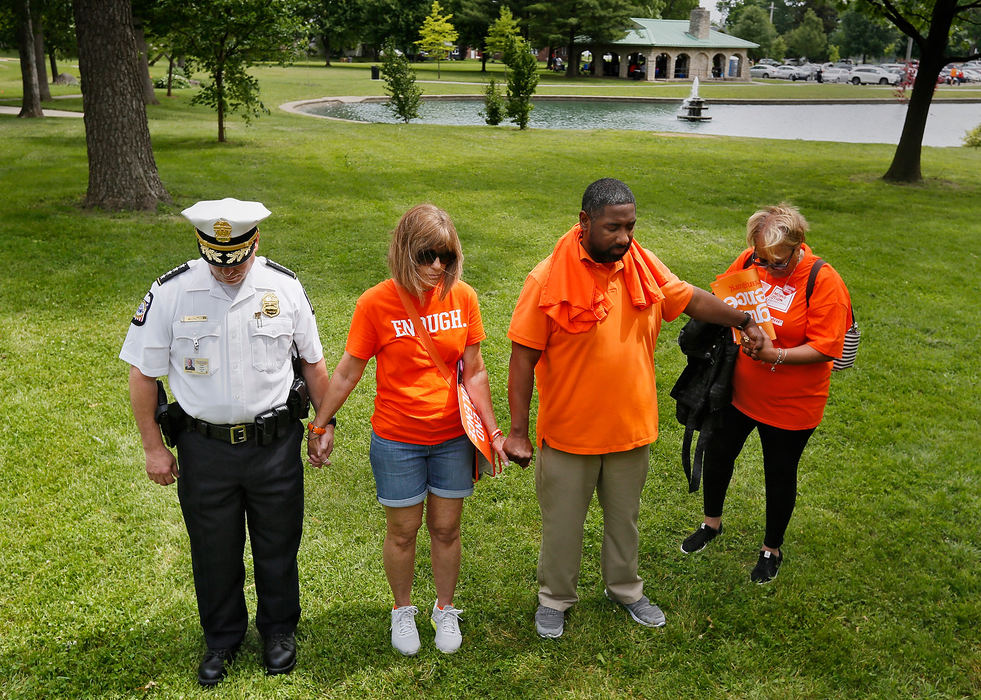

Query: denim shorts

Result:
[369,432,475,507]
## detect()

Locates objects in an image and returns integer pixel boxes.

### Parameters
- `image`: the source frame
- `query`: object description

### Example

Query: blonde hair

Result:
[388,204,463,300]
[746,203,808,256]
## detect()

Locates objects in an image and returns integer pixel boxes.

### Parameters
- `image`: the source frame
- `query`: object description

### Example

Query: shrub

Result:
[381,40,422,123]
[481,79,505,125]
[154,74,192,89]
[964,123,981,147]
[504,38,539,130]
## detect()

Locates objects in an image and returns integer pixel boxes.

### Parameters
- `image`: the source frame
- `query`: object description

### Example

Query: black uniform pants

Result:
[176,421,304,649]
[702,404,815,550]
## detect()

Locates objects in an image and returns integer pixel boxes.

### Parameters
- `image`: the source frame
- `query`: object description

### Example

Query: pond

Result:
[296,98,981,147]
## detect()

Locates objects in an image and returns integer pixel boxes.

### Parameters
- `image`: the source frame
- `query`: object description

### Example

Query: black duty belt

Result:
[189,419,257,445]
[186,399,306,446]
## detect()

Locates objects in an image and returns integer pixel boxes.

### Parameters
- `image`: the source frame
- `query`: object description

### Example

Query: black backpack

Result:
[669,320,739,493]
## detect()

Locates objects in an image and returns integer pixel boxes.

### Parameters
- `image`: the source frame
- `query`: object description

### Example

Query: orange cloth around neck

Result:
[508,238,694,455]
[538,224,668,334]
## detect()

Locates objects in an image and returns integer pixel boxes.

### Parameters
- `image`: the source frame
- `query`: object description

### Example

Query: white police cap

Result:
[181,198,271,267]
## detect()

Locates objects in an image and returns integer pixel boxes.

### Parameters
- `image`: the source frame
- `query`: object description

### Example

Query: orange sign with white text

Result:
[456,360,499,481]
[710,267,777,341]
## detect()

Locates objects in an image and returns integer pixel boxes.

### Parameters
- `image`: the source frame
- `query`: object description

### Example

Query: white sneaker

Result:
[390,605,421,656]
[430,602,462,654]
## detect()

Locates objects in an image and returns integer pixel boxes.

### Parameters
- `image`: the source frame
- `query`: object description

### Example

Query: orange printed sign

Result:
[456,360,499,481]
[710,267,777,341]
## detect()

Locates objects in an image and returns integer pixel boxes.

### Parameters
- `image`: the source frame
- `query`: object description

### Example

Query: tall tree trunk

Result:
[323,34,332,66]
[217,69,226,142]
[565,27,577,78]
[131,15,159,105]
[166,54,174,97]
[73,0,169,210]
[31,9,51,101]
[883,3,957,183]
[17,0,43,117]
[50,51,58,79]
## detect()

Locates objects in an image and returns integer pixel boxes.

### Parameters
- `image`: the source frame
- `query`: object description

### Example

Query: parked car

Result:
[823,67,850,83]
[795,63,822,79]
[846,65,900,85]
[775,64,810,80]
[758,58,780,66]
[751,64,807,80]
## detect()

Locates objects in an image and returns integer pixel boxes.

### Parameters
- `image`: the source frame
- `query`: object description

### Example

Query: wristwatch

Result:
[735,312,752,330]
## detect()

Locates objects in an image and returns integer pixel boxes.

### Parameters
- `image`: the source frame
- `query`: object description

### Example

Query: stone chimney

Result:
[689,7,710,39]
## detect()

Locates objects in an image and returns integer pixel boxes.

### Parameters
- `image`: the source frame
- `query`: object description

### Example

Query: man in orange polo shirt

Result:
[504,179,766,638]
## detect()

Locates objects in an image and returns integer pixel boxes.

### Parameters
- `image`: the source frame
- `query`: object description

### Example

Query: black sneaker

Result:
[680,523,722,554]
[750,550,783,584]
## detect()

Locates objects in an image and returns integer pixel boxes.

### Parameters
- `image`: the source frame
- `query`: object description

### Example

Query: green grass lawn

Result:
[0,57,979,698]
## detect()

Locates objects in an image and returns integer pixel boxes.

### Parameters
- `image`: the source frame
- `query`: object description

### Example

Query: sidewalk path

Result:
[0,106,83,117]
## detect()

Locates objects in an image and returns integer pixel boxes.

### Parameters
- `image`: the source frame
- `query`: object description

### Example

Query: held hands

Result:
[739,319,767,359]
[145,444,179,486]
[503,432,534,469]
[491,433,510,470]
[307,424,335,468]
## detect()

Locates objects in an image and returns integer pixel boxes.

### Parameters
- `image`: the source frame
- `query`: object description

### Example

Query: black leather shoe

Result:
[197,645,238,687]
[263,632,297,675]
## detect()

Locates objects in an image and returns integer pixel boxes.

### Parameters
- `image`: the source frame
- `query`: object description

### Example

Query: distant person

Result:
[680,204,852,584]
[307,204,508,656]
[816,67,823,83]
[120,198,331,686]
[503,178,766,638]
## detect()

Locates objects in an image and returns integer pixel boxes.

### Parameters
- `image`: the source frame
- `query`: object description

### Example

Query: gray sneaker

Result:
[390,605,421,655]
[605,589,666,628]
[535,604,564,638]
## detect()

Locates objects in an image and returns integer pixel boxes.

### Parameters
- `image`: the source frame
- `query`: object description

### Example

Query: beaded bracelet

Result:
[770,348,785,373]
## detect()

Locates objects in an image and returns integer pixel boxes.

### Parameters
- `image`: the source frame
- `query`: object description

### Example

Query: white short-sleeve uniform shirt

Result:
[120,257,324,424]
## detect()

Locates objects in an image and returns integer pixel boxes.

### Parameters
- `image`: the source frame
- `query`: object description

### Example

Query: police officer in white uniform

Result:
[120,198,333,687]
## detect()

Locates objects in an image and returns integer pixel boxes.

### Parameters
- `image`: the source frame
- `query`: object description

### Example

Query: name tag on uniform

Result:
[181,315,208,322]
[183,357,210,374]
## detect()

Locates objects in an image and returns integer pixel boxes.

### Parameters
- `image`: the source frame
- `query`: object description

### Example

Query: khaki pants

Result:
[536,441,650,611]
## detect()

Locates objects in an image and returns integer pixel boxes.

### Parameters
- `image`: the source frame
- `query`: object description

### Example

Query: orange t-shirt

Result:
[345,279,486,444]
[508,243,693,455]
[729,246,851,430]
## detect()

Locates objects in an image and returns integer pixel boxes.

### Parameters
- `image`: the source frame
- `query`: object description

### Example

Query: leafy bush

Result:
[153,74,191,89]
[381,39,422,123]
[504,38,539,130]
[482,79,505,125]
[964,123,981,147]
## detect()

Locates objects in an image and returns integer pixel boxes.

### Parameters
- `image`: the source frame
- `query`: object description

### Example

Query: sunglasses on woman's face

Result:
[751,248,796,270]
[416,249,457,266]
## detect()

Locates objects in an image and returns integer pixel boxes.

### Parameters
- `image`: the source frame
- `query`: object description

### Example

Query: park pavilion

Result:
[584,8,758,81]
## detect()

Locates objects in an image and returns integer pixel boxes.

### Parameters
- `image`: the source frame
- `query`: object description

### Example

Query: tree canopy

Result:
[832,7,899,62]
[785,8,829,59]
[173,0,304,142]
[730,5,779,59]
[416,0,457,78]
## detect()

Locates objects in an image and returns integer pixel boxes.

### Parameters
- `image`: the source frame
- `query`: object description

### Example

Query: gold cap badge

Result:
[213,219,233,243]
[260,292,280,318]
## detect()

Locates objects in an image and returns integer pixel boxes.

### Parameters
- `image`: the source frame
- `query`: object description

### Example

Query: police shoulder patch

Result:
[156,262,190,286]
[132,291,153,326]
[265,259,297,279]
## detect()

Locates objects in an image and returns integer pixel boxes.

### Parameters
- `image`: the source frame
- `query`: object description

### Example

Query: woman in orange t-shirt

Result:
[680,204,851,584]
[306,204,507,656]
